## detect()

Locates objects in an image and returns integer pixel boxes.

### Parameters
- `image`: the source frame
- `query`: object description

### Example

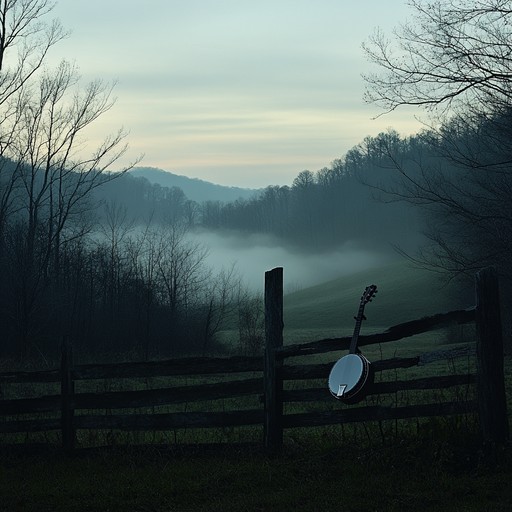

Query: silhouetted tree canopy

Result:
[363,0,512,281]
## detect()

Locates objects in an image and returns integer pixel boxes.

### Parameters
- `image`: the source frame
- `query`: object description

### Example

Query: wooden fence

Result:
[263,266,509,452]
[0,352,264,451]
[0,266,508,453]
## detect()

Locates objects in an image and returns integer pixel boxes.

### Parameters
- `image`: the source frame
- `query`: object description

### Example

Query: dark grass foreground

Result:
[1,436,511,512]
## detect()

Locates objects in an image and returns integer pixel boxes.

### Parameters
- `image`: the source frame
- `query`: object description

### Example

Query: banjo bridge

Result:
[337,384,347,397]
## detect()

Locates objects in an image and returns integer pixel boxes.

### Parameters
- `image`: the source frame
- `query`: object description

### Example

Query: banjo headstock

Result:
[360,284,378,307]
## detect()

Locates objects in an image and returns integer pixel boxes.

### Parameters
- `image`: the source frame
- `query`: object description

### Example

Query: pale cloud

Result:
[49,0,422,187]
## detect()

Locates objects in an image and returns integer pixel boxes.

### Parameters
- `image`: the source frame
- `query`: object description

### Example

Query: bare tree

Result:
[156,222,209,317]
[0,0,66,249]
[363,0,512,116]
[0,0,67,103]
[236,285,264,356]
[0,1,139,358]
[199,264,241,355]
[362,0,512,280]
[98,201,134,325]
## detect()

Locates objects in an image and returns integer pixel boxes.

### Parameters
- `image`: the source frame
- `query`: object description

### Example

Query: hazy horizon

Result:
[50,0,424,189]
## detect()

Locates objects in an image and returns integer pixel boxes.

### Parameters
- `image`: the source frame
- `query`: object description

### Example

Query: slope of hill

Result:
[283,261,473,335]
[130,167,259,203]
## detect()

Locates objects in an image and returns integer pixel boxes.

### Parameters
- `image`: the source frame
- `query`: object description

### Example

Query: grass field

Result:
[1,260,510,511]
[283,260,473,338]
[1,433,511,511]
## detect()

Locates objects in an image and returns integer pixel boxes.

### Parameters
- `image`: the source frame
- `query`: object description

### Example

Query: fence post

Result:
[264,267,284,454]
[475,267,509,447]
[61,338,75,452]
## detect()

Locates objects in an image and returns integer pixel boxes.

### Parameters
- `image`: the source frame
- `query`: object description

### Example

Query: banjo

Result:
[328,284,377,404]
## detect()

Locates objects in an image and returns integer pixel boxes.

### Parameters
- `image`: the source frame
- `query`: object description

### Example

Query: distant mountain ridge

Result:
[129,167,259,203]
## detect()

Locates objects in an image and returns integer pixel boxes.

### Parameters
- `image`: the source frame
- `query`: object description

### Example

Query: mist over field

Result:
[194,230,394,293]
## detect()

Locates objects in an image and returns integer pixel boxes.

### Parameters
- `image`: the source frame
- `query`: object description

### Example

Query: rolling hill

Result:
[283,261,473,336]
[129,167,259,203]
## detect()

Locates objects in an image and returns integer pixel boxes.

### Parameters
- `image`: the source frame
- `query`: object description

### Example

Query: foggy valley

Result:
[193,229,394,293]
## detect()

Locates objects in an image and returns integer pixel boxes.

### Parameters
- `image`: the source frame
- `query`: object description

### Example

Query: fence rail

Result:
[277,307,476,359]
[0,266,508,453]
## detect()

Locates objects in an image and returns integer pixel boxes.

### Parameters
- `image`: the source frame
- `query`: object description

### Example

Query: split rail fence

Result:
[0,266,508,452]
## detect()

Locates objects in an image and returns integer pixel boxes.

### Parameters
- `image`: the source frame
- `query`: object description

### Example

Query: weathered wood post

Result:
[475,267,509,447]
[61,338,75,452]
[264,267,284,454]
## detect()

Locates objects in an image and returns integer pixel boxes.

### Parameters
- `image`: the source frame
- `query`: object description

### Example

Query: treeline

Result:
[199,132,422,251]
[96,130,425,253]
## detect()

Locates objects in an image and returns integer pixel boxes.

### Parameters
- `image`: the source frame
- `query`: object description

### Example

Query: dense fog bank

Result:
[193,230,396,293]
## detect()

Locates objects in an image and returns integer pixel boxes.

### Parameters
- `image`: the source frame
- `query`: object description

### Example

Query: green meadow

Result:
[283,260,473,341]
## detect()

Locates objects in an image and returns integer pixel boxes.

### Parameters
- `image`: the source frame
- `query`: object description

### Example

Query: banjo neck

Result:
[348,284,377,354]
[349,302,366,354]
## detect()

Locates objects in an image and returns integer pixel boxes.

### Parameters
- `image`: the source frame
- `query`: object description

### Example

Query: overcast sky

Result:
[49,0,422,188]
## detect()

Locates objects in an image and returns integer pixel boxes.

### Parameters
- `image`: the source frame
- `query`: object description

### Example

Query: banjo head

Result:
[328,354,365,399]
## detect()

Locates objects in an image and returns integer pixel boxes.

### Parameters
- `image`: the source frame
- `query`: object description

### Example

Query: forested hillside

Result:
[130,167,258,203]
[199,132,422,252]
[94,130,424,253]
